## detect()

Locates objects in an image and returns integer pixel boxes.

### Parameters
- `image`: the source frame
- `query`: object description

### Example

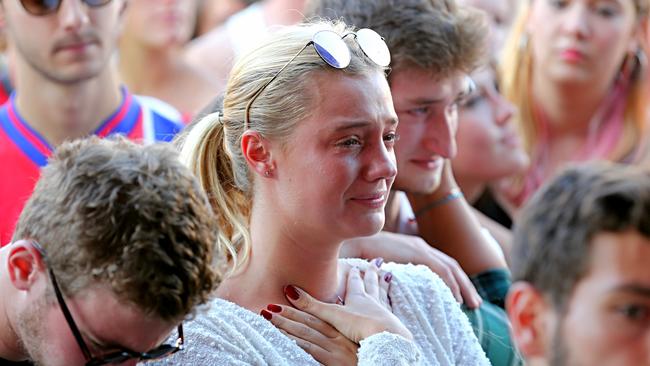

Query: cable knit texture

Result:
[151,259,490,365]
[357,331,420,365]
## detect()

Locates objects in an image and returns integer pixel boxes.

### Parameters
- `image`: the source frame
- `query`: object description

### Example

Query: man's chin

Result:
[393,177,441,195]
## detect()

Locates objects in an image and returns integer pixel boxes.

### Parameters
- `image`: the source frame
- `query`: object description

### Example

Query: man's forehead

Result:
[579,231,650,287]
[390,67,470,101]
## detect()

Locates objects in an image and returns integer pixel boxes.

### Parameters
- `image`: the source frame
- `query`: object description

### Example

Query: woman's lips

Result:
[350,191,388,208]
[560,49,586,63]
[501,130,521,148]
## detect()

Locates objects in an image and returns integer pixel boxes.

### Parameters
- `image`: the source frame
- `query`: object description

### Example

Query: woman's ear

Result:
[7,240,46,291]
[241,130,275,178]
[506,281,552,360]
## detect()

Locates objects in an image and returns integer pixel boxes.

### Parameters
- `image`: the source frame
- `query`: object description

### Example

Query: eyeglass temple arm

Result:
[244,41,314,130]
[49,268,94,360]
[29,240,94,359]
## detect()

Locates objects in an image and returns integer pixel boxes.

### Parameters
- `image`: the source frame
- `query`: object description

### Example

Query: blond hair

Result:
[180,21,386,276]
[500,1,649,161]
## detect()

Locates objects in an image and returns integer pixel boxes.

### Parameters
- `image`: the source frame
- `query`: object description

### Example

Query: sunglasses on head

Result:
[18,0,112,16]
[244,28,391,129]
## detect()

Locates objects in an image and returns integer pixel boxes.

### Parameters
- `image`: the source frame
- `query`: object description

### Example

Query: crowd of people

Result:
[0,0,649,365]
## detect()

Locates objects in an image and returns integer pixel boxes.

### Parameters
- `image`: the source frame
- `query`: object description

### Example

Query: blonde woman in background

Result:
[498,0,650,213]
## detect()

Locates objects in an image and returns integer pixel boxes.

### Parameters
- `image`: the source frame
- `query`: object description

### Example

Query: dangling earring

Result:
[620,47,646,82]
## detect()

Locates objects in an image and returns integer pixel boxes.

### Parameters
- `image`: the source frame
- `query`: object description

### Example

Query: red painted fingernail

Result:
[267,304,282,313]
[384,272,393,283]
[260,309,272,320]
[284,285,300,301]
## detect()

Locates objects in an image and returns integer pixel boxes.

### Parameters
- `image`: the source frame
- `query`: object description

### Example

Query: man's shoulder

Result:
[132,95,184,143]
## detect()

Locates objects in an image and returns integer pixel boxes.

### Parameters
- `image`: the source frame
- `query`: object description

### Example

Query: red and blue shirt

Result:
[0,88,183,246]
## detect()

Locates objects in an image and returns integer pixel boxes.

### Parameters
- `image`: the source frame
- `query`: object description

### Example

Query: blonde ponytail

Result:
[179,112,251,277]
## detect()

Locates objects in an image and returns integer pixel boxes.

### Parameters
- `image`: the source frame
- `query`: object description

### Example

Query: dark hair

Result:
[512,162,650,310]
[14,136,219,322]
[305,0,488,76]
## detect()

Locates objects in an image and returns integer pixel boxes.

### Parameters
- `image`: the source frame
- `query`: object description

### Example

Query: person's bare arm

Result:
[472,207,512,264]
[340,232,482,308]
[407,161,508,275]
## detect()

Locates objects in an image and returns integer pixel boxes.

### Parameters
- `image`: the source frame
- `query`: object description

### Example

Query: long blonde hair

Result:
[179,21,385,277]
[500,0,649,161]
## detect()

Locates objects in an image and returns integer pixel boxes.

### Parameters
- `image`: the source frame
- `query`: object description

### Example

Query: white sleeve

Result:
[146,299,320,365]
[357,332,421,365]
[386,263,492,366]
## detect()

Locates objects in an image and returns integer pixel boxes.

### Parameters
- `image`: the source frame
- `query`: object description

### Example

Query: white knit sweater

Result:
[152,260,490,365]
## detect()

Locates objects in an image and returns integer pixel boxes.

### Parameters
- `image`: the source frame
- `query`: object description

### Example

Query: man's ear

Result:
[241,130,275,178]
[506,281,551,360]
[7,240,45,291]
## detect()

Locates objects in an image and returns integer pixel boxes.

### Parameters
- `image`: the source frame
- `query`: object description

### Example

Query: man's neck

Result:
[14,68,122,147]
[383,191,402,233]
[0,251,27,361]
[216,198,344,313]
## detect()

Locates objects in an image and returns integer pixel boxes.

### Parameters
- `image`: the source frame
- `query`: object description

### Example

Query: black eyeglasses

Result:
[244,28,391,129]
[31,240,183,365]
[18,0,112,16]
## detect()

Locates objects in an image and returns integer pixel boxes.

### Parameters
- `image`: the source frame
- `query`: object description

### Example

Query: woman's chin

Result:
[347,216,385,238]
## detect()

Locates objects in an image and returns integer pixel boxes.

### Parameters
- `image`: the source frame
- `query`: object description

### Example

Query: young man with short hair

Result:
[508,163,650,366]
[306,1,522,364]
[0,136,219,365]
[0,0,184,244]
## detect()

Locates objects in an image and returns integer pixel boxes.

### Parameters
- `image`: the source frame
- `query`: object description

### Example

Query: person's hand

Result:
[276,263,413,344]
[260,304,359,366]
[342,232,482,308]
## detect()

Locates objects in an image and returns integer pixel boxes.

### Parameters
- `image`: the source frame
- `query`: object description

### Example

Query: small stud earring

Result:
[264,170,271,177]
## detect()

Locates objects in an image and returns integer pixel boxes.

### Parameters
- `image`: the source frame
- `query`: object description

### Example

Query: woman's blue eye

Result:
[409,107,429,116]
[549,0,568,9]
[595,5,617,17]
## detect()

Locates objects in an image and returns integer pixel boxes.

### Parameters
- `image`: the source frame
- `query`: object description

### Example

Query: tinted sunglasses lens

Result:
[141,345,180,360]
[312,30,351,69]
[86,353,132,366]
[356,28,391,67]
[84,0,112,7]
[20,0,59,15]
